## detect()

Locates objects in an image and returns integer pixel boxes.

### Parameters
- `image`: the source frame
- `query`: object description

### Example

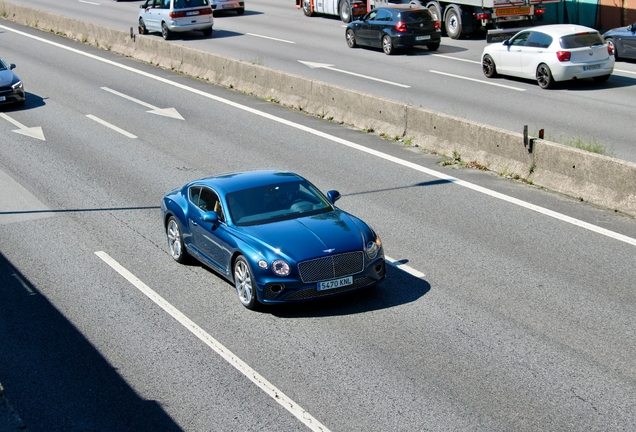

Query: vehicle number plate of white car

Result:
[222,4,234,8]
[584,64,601,71]
[0,96,5,102]
[318,276,353,291]
[415,35,431,41]
[186,11,199,15]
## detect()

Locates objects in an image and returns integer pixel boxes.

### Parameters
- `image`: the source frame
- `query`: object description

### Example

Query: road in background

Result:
[3,0,636,164]
[1,19,636,431]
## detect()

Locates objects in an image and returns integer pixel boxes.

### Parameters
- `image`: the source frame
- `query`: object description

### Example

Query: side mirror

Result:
[202,211,220,227]
[502,39,510,46]
[628,24,634,32]
[326,190,341,204]
[9,64,15,70]
[140,4,145,8]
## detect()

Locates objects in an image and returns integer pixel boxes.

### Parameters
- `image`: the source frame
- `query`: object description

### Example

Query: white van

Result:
[138,0,214,40]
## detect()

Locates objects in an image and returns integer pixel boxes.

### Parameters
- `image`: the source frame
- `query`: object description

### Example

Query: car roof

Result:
[189,170,305,195]
[523,24,599,37]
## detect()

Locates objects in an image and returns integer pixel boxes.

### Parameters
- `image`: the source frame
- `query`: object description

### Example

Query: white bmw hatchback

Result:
[482,25,614,89]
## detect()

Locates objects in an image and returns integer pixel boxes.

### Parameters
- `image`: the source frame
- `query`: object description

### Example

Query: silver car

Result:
[138,0,214,40]
[211,0,245,15]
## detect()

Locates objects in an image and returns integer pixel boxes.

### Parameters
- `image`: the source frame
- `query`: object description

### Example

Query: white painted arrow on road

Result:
[101,87,184,120]
[0,113,46,141]
[299,61,410,88]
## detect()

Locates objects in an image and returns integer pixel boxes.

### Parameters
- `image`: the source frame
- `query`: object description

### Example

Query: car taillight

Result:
[170,11,186,18]
[199,8,212,15]
[434,20,440,30]
[556,51,571,62]
[396,21,407,32]
[475,13,490,20]
[607,44,614,55]
[534,7,546,15]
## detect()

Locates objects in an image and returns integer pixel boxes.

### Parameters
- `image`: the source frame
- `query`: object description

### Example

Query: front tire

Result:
[339,0,352,23]
[302,0,313,16]
[346,28,357,48]
[138,18,148,35]
[161,22,172,40]
[445,7,461,39]
[536,63,554,89]
[234,256,259,310]
[482,54,497,78]
[167,217,189,263]
[382,35,394,55]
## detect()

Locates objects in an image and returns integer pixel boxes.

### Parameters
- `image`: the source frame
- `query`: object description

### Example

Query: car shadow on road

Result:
[485,74,636,90]
[0,251,183,432]
[0,92,46,112]
[213,10,262,17]
[268,263,431,318]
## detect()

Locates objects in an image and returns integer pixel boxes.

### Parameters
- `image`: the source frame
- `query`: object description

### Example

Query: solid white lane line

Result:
[79,0,100,5]
[614,68,636,76]
[247,33,295,44]
[430,70,526,91]
[86,115,137,138]
[94,251,331,432]
[432,54,481,64]
[4,24,635,247]
[385,256,426,278]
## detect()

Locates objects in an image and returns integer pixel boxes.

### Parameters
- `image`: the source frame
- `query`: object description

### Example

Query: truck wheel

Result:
[445,7,462,39]
[426,2,441,22]
[302,0,313,16]
[339,0,352,23]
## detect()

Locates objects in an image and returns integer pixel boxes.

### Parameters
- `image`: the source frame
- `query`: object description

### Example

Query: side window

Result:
[526,32,551,48]
[511,32,530,46]
[160,0,170,9]
[367,10,378,20]
[189,186,202,207]
[376,10,392,21]
[198,188,224,221]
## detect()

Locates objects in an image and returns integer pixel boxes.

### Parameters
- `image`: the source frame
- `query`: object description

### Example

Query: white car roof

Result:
[527,24,599,37]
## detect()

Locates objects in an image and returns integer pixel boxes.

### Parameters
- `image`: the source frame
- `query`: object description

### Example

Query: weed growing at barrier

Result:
[1,2,7,18]
[534,129,610,156]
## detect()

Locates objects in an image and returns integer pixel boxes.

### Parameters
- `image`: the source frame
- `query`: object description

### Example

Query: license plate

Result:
[415,35,431,41]
[584,64,601,71]
[0,96,5,102]
[495,6,531,17]
[222,4,235,8]
[186,10,200,15]
[318,276,353,291]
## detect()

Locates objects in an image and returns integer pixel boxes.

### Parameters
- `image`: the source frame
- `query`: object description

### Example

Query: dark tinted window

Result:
[525,32,552,48]
[560,32,604,48]
[374,9,393,21]
[400,10,433,23]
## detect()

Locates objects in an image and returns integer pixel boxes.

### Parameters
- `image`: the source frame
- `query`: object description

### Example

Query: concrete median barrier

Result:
[2,1,635,217]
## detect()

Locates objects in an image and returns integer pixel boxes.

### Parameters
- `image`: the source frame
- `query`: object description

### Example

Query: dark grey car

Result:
[0,58,25,107]
[603,22,636,60]
[345,6,441,55]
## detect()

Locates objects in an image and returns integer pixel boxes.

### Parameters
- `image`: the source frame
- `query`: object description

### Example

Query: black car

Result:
[603,22,636,60]
[0,58,25,107]
[345,6,441,55]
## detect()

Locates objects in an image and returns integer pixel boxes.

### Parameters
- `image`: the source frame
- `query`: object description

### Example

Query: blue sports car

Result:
[161,171,386,309]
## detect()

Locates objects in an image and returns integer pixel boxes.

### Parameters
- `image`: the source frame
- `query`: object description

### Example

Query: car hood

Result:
[238,209,366,262]
[0,70,16,87]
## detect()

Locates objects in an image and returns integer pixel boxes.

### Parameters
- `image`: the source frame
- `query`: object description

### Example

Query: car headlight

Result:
[365,237,382,260]
[271,259,290,276]
[11,80,22,91]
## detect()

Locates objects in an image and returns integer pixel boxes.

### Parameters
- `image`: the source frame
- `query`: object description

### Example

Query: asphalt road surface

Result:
[1,19,636,431]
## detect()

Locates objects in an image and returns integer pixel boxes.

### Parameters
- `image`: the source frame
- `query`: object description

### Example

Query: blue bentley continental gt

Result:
[161,171,386,309]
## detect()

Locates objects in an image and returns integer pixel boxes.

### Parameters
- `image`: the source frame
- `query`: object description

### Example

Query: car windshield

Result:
[226,180,334,226]
[174,0,209,8]
[560,32,604,48]
[0,59,6,71]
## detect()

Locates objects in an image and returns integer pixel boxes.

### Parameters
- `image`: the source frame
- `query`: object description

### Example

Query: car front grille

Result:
[283,276,377,301]
[298,251,364,283]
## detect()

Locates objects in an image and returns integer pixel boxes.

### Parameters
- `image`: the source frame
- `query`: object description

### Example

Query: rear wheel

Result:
[339,0,352,23]
[482,54,497,78]
[202,27,213,37]
[427,42,440,51]
[606,38,618,60]
[445,7,461,39]
[382,35,394,55]
[536,63,554,89]
[302,0,313,16]
[234,256,259,310]
[346,28,357,48]
[236,7,245,15]
[166,217,189,263]
[161,22,172,40]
